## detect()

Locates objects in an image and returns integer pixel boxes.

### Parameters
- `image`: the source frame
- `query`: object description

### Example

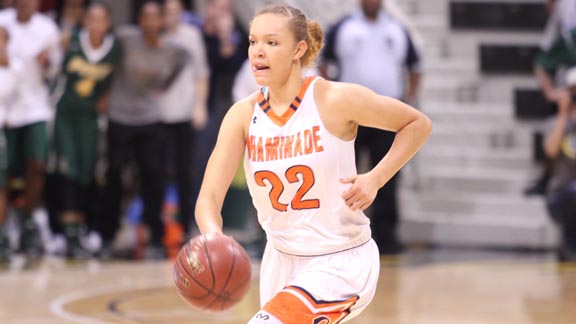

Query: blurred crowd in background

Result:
[0,0,252,262]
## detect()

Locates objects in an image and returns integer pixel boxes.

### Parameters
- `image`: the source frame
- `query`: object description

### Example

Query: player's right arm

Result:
[195,97,254,235]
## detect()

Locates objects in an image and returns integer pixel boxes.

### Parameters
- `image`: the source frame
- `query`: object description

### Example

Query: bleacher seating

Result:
[480,45,540,74]
[514,88,556,120]
[450,0,547,31]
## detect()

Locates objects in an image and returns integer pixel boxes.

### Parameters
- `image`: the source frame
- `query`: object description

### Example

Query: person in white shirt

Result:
[161,0,209,240]
[542,0,576,50]
[0,0,62,256]
[320,0,422,255]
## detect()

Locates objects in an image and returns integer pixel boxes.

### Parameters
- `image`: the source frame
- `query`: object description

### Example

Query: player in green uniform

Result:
[52,2,119,258]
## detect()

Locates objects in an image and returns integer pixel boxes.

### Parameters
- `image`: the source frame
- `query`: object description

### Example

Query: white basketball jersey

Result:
[244,77,371,256]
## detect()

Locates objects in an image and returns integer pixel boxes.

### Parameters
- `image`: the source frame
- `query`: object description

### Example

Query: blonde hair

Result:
[254,4,324,68]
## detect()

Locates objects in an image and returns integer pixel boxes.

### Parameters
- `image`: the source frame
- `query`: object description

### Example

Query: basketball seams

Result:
[173,238,216,300]
[174,235,252,311]
[201,235,217,292]
[203,238,238,310]
[224,247,253,302]
[174,238,220,309]
[222,271,252,309]
[176,251,244,302]
[226,243,252,293]
[175,248,212,296]
[221,246,253,309]
[182,243,211,291]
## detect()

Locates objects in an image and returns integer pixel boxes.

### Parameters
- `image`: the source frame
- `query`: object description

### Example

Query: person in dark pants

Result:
[544,67,576,262]
[104,122,166,254]
[1,0,62,256]
[321,0,422,254]
[101,0,188,259]
[0,26,14,262]
[355,127,401,253]
[51,2,119,259]
[193,0,247,181]
[201,0,247,123]
[525,0,576,196]
[161,0,208,239]
[180,0,247,230]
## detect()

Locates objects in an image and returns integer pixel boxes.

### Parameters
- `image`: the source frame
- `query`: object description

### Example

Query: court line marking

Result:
[105,287,241,323]
[49,281,238,324]
[107,288,170,324]
[49,282,169,324]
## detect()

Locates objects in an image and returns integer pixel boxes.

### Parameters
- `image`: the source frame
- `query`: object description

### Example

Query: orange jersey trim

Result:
[263,285,359,324]
[257,76,316,127]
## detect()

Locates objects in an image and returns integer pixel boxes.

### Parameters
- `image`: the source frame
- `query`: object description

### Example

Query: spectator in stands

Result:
[161,0,208,239]
[52,1,119,259]
[102,0,188,259]
[195,0,247,179]
[45,0,91,246]
[54,0,87,33]
[202,0,247,119]
[0,0,62,256]
[529,25,576,195]
[52,0,90,49]
[180,0,202,27]
[541,0,576,51]
[535,0,576,122]
[544,67,576,262]
[43,0,84,256]
[0,26,18,261]
[321,0,422,254]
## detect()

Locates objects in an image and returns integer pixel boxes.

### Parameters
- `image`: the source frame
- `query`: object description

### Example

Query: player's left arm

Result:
[332,82,432,210]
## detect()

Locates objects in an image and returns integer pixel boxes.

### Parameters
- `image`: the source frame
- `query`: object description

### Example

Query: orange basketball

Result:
[173,234,252,311]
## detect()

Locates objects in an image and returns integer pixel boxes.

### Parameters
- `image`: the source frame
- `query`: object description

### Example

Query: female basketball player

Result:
[195,4,432,323]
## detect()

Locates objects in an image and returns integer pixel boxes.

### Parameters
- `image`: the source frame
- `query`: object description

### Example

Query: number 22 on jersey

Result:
[254,165,320,212]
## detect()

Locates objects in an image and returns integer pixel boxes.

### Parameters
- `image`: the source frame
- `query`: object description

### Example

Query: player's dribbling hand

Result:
[340,174,379,211]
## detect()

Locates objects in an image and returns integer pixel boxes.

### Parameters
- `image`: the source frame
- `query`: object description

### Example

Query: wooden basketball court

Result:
[1,250,575,324]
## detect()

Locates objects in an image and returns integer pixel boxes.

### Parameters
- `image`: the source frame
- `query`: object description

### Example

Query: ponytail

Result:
[302,20,324,68]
